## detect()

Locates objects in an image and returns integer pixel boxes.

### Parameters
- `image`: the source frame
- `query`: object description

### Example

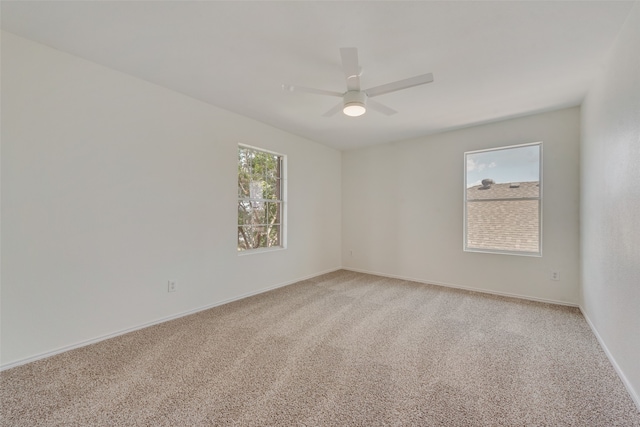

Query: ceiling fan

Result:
[283,47,434,117]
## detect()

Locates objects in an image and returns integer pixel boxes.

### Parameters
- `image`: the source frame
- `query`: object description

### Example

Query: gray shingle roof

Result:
[466,181,540,253]
[467,181,539,200]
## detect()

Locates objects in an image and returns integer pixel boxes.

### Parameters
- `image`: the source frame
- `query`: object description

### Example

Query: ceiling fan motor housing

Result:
[343,90,367,116]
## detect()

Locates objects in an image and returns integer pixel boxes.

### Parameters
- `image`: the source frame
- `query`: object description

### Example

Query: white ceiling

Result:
[1,1,634,150]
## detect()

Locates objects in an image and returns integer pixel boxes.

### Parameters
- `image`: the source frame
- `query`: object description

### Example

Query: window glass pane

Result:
[249,180,264,200]
[238,201,252,225]
[466,144,540,201]
[266,202,281,225]
[238,145,284,251]
[267,225,280,247]
[465,143,541,255]
[238,225,269,250]
[264,176,280,199]
[238,149,251,198]
[466,181,540,201]
[238,225,252,250]
[255,228,268,248]
[467,200,540,253]
[238,201,267,225]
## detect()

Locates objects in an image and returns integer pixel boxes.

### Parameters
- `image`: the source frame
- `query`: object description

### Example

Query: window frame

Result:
[237,144,287,254]
[463,142,543,257]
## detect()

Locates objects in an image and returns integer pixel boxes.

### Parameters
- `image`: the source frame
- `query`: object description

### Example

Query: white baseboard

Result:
[0,267,341,372]
[341,267,579,307]
[580,307,640,412]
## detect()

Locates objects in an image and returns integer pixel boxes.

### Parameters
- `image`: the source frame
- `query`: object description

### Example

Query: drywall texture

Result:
[1,32,342,366]
[580,1,640,407]
[342,107,580,304]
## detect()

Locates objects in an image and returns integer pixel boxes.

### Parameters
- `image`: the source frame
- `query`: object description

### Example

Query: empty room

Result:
[1,1,639,425]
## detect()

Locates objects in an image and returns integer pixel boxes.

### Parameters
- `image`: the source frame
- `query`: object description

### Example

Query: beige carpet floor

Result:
[1,270,639,426]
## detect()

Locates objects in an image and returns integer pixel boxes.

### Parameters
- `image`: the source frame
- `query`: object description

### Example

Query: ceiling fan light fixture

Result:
[283,48,433,118]
[343,90,367,117]
[343,102,366,117]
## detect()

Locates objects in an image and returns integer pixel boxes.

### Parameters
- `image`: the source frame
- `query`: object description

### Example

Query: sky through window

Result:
[466,144,540,188]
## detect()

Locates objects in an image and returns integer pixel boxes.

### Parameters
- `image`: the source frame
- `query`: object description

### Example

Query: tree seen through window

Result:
[238,146,284,251]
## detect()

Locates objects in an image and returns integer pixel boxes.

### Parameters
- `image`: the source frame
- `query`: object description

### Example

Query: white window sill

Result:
[237,246,286,256]
[464,247,542,257]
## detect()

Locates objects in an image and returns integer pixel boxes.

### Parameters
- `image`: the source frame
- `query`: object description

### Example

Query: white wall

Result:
[580,1,640,407]
[0,32,342,367]
[342,107,580,304]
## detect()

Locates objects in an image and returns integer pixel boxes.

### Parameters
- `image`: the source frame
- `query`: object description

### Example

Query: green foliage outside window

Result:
[238,146,283,251]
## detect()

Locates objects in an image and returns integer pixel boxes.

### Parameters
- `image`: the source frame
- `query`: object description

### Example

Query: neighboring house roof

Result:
[467,181,540,200]
[466,181,540,253]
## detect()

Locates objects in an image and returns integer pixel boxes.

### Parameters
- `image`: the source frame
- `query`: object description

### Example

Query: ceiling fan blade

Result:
[282,84,342,97]
[322,102,344,117]
[340,47,361,91]
[365,73,434,98]
[367,99,398,116]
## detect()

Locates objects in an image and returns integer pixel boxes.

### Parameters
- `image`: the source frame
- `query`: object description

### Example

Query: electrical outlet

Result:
[551,272,560,281]
[168,281,177,292]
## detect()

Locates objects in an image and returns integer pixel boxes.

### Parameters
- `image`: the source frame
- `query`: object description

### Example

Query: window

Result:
[464,142,542,256]
[237,145,285,252]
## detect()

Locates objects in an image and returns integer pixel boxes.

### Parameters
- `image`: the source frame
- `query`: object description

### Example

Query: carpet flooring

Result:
[2,270,639,426]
